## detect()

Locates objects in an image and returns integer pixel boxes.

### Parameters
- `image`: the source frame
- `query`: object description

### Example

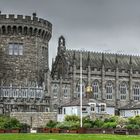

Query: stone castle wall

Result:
[10,112,57,128]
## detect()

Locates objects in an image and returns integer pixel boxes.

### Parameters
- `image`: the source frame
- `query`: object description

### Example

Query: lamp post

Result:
[80,51,83,128]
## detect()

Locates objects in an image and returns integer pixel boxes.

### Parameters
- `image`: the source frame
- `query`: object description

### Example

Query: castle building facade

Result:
[0,12,140,115]
[51,36,140,113]
[0,12,52,114]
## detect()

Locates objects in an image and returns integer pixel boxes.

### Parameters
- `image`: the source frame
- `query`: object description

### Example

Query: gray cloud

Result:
[0,0,140,68]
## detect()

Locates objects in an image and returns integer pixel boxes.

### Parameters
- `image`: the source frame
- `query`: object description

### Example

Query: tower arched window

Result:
[2,26,6,34]
[13,26,17,34]
[92,81,99,99]
[119,82,127,100]
[24,27,28,35]
[18,26,22,34]
[106,81,113,100]
[133,83,140,101]
[7,26,11,34]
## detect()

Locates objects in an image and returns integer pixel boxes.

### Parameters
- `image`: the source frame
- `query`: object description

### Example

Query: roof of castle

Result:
[61,98,114,107]
[65,49,140,70]
[120,102,140,110]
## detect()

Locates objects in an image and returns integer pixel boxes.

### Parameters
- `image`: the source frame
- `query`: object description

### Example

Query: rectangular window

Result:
[8,43,23,55]
[101,105,105,112]
[93,93,98,99]
[121,95,126,100]
[14,44,18,55]
[82,107,87,113]
[90,104,95,112]
[82,108,86,111]
[107,94,112,100]
[9,44,13,55]
[64,89,68,97]
[63,108,66,114]
[19,44,23,55]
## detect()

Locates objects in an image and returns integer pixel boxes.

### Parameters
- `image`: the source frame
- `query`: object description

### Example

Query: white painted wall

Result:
[57,114,65,122]
[57,104,115,122]
[62,106,90,116]
[120,109,140,118]
[106,107,115,115]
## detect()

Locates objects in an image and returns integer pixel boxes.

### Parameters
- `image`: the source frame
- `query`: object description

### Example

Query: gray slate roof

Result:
[61,98,114,107]
[120,102,140,110]
[66,49,140,70]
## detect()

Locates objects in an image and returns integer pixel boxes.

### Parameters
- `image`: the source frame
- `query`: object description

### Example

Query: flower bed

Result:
[69,129,78,133]
[0,129,4,133]
[86,128,102,134]
[11,129,20,133]
[43,128,51,133]
[51,128,60,133]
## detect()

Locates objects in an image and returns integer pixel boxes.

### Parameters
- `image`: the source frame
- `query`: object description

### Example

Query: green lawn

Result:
[0,134,140,140]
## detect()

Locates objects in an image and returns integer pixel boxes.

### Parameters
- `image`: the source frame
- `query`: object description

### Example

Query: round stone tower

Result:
[0,12,52,86]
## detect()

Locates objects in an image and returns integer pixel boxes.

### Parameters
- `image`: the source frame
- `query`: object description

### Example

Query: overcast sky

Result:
[0,0,140,68]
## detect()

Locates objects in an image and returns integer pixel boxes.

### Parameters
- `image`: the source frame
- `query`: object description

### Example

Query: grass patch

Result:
[0,134,140,140]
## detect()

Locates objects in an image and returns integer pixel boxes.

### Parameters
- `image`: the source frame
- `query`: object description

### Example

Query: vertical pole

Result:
[80,52,83,128]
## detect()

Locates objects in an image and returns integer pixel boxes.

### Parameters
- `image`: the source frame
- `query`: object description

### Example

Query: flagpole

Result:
[80,51,83,128]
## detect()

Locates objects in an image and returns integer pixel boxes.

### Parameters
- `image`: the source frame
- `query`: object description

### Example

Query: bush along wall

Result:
[43,115,140,134]
[0,115,28,133]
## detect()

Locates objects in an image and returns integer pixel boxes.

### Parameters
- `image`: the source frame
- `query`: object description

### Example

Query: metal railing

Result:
[0,86,44,99]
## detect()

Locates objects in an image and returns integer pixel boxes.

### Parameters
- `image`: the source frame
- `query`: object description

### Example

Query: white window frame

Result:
[8,43,23,56]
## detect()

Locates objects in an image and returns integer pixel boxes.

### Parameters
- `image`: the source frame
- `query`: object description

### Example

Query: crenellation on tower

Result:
[0,13,52,42]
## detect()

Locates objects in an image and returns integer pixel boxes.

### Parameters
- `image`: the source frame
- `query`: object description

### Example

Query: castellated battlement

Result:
[0,13,52,41]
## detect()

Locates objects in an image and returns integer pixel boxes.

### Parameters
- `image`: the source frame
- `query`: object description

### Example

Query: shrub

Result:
[45,120,58,128]
[0,116,22,129]
[3,117,21,129]
[133,124,139,129]
[116,117,128,127]
[83,122,92,128]
[104,116,116,123]
[56,122,69,129]
[83,116,92,124]
[64,115,80,122]
[92,119,104,128]
[126,124,134,129]
[0,116,7,129]
[56,121,80,130]
[104,116,128,128]
[128,115,140,126]
[102,122,117,129]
